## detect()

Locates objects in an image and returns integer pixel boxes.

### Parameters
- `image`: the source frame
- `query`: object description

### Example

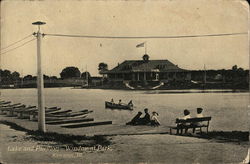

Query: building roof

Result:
[103,59,187,74]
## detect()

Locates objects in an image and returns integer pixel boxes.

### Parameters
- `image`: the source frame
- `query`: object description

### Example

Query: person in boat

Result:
[138,108,151,125]
[151,111,160,126]
[128,100,133,107]
[111,98,114,104]
[118,99,122,105]
[126,111,142,125]
[177,109,191,134]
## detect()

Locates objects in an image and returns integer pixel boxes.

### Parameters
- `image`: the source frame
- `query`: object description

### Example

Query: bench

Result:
[169,117,212,135]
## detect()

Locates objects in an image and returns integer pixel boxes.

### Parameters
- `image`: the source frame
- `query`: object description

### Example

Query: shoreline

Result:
[0,86,249,93]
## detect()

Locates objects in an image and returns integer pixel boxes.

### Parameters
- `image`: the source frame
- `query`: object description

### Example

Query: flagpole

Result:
[145,42,147,54]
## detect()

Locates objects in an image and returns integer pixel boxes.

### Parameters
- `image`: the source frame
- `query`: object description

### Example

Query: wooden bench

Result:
[169,117,212,135]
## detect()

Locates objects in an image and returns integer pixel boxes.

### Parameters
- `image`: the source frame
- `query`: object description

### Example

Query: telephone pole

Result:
[32,21,46,132]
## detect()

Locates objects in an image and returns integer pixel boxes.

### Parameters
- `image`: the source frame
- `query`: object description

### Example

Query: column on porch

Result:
[132,73,135,81]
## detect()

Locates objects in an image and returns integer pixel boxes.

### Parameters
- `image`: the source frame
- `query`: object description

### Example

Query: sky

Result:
[0,0,249,77]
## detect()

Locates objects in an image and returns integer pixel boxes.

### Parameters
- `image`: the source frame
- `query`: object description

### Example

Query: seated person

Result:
[138,108,151,125]
[126,111,142,125]
[118,99,122,105]
[128,100,133,107]
[192,107,204,133]
[177,109,191,134]
[181,109,191,120]
[151,111,160,126]
[196,108,204,118]
[111,98,114,103]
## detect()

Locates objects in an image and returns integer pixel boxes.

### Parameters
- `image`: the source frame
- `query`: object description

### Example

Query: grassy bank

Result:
[0,121,111,148]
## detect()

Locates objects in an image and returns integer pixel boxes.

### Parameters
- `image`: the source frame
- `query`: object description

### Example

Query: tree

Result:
[232,65,238,71]
[98,62,108,73]
[11,71,20,81]
[1,69,11,78]
[50,76,58,80]
[23,75,33,81]
[43,75,50,80]
[60,66,81,79]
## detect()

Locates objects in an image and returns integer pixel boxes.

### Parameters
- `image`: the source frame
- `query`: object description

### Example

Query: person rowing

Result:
[128,100,133,107]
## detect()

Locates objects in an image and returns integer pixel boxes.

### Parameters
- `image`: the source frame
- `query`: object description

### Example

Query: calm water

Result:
[1,88,249,131]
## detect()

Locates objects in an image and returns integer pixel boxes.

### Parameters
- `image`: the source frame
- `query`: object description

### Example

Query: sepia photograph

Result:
[0,0,249,163]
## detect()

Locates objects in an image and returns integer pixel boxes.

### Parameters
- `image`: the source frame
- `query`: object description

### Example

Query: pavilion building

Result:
[100,54,191,83]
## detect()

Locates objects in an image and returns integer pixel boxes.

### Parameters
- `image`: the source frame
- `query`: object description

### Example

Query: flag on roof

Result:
[136,42,145,48]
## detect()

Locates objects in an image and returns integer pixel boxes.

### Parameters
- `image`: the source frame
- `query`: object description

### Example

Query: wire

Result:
[1,33,34,50]
[0,38,36,55]
[45,32,247,39]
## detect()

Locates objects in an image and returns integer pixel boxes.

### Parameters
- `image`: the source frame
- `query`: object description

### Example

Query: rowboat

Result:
[0,103,22,109]
[47,109,72,115]
[31,107,61,114]
[29,109,92,121]
[45,110,92,118]
[0,101,11,105]
[31,114,89,121]
[0,104,25,115]
[61,121,112,128]
[46,117,94,125]
[105,101,133,110]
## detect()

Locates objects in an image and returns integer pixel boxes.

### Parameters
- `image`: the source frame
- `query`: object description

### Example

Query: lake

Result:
[1,88,249,131]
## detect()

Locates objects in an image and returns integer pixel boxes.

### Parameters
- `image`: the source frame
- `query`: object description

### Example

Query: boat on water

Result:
[105,101,133,110]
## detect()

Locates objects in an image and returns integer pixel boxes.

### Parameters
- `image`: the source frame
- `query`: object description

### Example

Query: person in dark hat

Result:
[196,108,204,118]
[126,111,142,125]
[138,108,151,125]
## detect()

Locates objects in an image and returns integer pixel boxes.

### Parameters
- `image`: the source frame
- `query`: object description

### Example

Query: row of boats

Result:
[0,100,93,124]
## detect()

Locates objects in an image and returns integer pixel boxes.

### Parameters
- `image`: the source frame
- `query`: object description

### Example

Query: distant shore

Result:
[1,86,249,93]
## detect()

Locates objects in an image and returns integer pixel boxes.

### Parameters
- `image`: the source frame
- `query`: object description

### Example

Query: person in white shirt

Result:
[182,110,191,120]
[192,108,204,133]
[151,111,160,126]
[196,108,204,118]
[177,109,191,134]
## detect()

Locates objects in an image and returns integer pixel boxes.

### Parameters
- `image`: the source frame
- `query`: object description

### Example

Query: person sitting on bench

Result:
[177,109,191,134]
[192,108,204,133]
[196,108,203,118]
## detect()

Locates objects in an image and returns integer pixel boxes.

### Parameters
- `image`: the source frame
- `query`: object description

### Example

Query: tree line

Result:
[0,62,108,84]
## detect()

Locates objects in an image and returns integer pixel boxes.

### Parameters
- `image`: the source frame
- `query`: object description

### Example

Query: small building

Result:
[101,54,191,83]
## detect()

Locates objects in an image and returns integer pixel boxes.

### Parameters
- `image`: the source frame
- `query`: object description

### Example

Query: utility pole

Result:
[32,21,46,132]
